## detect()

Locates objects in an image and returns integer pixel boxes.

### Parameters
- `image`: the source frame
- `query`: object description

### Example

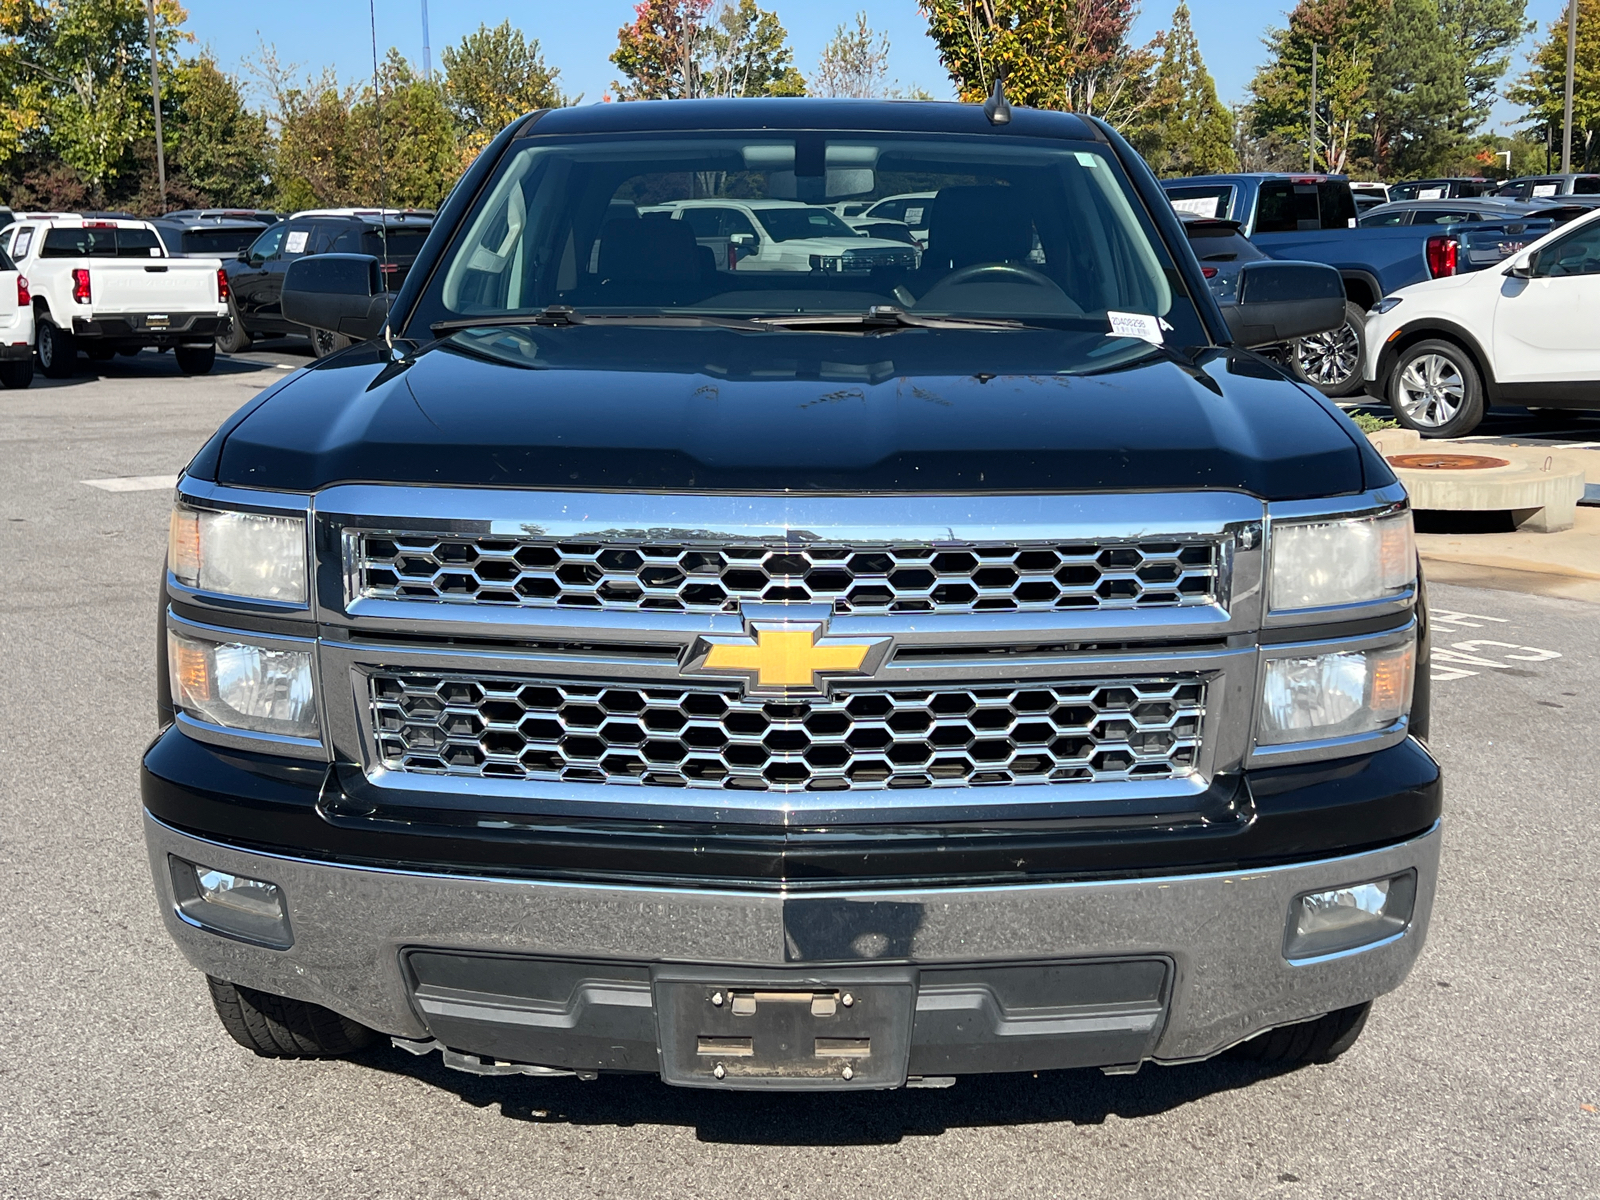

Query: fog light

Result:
[170,857,293,948]
[1285,871,1416,962]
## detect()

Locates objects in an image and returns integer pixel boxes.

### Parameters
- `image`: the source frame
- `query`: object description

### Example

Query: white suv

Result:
[1363,208,1600,437]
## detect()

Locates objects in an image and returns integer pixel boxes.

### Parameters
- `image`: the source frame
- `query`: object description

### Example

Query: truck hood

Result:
[215,326,1376,499]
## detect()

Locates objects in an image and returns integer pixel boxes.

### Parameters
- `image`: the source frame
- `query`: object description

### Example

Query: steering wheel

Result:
[936,262,1058,290]
[917,260,1078,315]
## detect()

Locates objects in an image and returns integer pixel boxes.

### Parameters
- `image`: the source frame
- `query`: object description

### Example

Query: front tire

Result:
[0,359,34,389]
[35,318,76,378]
[1387,338,1486,438]
[206,977,376,1057]
[309,327,352,359]
[1292,300,1367,398]
[1230,1002,1371,1065]
[174,344,216,375]
[215,297,253,354]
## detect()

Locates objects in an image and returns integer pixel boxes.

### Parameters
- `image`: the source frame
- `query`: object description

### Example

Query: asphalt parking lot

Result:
[1,346,1596,1199]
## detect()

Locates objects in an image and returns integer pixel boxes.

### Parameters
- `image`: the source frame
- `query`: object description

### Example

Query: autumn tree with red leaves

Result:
[918,0,1162,131]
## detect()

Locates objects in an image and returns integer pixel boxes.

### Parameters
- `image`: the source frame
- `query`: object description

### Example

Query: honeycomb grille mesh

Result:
[369,672,1206,792]
[351,534,1220,615]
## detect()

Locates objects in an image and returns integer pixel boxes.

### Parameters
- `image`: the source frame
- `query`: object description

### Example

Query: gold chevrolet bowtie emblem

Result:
[686,618,890,695]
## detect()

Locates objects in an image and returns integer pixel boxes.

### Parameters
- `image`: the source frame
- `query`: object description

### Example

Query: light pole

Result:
[1309,43,1319,173]
[421,0,432,82]
[147,0,166,214]
[1562,0,1577,173]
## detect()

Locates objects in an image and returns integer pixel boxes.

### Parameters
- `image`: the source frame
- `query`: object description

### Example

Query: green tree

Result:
[350,51,458,209]
[1248,0,1387,176]
[165,54,271,206]
[1137,3,1236,174]
[1438,0,1531,127]
[1368,0,1469,175]
[442,20,566,156]
[251,46,360,210]
[705,0,804,96]
[0,0,190,203]
[919,0,1160,130]
[1509,0,1600,170]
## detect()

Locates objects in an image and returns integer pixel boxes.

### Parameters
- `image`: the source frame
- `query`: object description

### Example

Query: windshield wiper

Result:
[430,307,766,334]
[751,306,1027,332]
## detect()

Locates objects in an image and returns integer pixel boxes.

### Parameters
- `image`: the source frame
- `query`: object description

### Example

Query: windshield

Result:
[41,226,164,257]
[364,228,431,256]
[410,131,1200,343]
[181,229,261,255]
[751,205,858,241]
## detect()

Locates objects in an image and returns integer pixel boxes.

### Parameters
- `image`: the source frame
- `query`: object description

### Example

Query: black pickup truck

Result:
[144,99,1439,1092]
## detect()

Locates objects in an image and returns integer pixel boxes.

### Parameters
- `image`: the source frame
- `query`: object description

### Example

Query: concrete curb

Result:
[1363,428,1600,602]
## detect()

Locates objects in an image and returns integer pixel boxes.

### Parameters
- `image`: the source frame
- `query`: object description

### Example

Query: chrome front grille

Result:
[350,534,1221,615]
[368,672,1206,793]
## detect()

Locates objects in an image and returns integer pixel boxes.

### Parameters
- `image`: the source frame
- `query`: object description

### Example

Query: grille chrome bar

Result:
[367,671,1206,793]
[349,532,1221,616]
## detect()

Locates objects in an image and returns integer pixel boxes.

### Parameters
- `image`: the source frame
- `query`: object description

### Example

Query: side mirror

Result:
[281,253,391,342]
[1220,260,1346,347]
[1504,250,1538,278]
[236,249,251,264]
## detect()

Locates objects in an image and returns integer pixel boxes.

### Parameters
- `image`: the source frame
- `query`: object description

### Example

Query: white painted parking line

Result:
[81,474,179,492]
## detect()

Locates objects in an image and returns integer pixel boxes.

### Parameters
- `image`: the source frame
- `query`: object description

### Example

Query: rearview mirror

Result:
[282,253,390,342]
[1220,261,1346,347]
[1504,249,1538,278]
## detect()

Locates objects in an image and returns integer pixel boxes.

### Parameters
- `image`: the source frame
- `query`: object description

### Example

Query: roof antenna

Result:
[983,69,1011,126]
[369,0,393,348]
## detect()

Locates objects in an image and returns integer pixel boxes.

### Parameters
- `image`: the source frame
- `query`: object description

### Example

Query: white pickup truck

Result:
[3,216,228,377]
[0,235,34,388]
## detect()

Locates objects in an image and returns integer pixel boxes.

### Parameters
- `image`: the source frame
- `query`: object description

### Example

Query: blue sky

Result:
[184,0,1565,134]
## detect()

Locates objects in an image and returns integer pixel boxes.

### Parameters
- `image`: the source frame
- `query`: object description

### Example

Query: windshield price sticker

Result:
[285,230,309,254]
[1170,196,1220,218]
[1107,311,1163,344]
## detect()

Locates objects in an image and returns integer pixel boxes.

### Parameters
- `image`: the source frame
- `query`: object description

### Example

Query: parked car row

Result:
[1,215,228,377]
[217,208,434,357]
[1163,171,1600,437]
[0,206,437,383]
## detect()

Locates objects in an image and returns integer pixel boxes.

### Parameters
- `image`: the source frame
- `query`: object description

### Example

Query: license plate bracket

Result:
[654,965,915,1090]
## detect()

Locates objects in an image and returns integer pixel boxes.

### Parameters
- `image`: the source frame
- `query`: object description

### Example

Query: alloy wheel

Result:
[1294,319,1361,387]
[1395,352,1465,428]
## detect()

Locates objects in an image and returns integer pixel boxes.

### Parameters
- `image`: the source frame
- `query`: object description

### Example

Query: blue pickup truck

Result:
[1161,173,1564,396]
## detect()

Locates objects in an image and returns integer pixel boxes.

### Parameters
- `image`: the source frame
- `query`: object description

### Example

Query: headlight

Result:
[167,629,319,740]
[169,504,308,603]
[1257,637,1415,745]
[1373,297,1403,314]
[1270,510,1415,612]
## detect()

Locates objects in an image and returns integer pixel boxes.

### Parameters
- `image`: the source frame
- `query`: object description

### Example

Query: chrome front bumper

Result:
[146,812,1440,1069]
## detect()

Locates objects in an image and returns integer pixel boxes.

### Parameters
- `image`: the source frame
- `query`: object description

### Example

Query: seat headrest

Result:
[597,217,702,283]
[924,186,1036,270]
